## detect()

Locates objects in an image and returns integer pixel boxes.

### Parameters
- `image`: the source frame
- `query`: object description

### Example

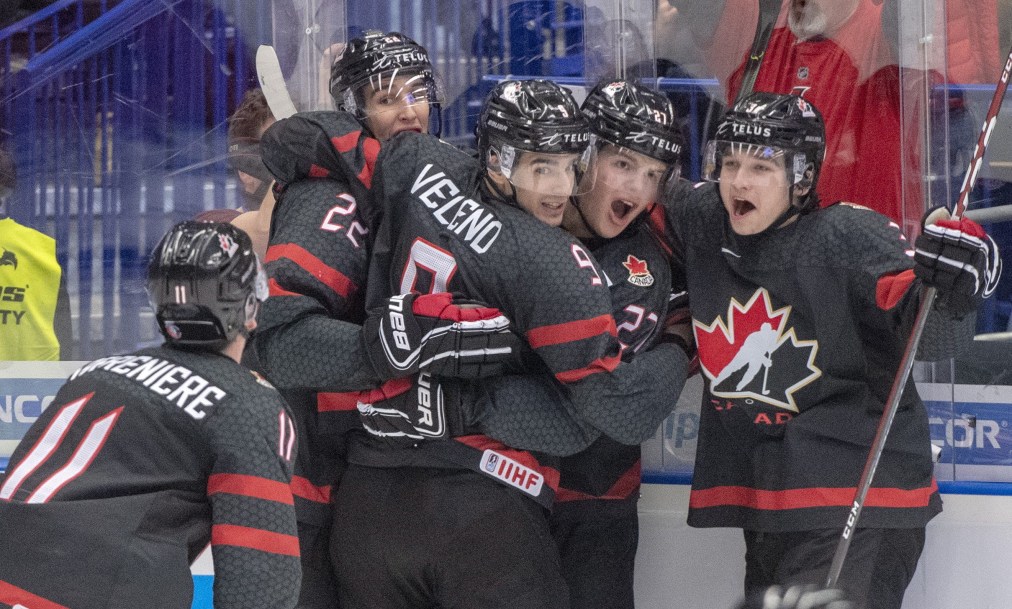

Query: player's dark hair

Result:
[226,89,275,210]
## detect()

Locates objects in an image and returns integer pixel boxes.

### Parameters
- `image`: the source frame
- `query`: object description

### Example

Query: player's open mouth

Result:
[541,200,565,213]
[732,198,755,217]
[611,199,636,221]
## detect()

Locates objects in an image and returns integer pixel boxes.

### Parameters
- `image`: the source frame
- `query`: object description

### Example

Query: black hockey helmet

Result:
[329,31,442,135]
[476,79,593,198]
[704,91,826,210]
[147,221,268,350]
[582,79,683,166]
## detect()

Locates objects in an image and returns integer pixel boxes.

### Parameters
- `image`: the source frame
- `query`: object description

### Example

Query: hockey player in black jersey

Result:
[0,221,299,609]
[658,92,1001,609]
[249,30,515,608]
[455,79,690,609]
[277,78,689,609]
[548,79,687,609]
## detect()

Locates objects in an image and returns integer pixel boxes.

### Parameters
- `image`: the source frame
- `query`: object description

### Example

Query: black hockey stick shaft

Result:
[825,44,1012,589]
[735,0,782,103]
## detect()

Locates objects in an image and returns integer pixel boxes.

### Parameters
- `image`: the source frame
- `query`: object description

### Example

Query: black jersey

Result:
[255,112,383,524]
[341,128,686,508]
[661,181,971,532]
[556,222,674,505]
[0,346,298,609]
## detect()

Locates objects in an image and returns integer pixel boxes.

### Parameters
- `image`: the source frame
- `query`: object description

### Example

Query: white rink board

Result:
[633,484,1012,609]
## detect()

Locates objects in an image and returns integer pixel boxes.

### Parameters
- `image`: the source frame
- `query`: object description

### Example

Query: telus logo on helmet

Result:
[730,123,772,138]
[373,50,429,71]
[626,131,681,154]
[539,132,589,147]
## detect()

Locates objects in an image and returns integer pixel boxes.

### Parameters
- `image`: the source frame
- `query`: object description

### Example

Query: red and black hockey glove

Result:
[363,292,521,381]
[355,374,472,447]
[914,212,1002,318]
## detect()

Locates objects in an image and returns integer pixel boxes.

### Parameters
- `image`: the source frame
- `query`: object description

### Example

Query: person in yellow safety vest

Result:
[0,145,72,361]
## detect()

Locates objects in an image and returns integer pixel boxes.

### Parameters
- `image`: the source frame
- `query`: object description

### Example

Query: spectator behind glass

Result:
[0,145,73,360]
[194,88,276,260]
[226,89,277,260]
[656,0,1000,236]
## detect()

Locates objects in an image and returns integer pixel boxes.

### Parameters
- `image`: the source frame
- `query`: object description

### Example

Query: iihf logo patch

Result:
[622,255,654,287]
[165,322,183,340]
[484,453,499,472]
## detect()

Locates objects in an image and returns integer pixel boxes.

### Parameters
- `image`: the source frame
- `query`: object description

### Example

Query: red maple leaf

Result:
[694,289,787,379]
[622,255,649,276]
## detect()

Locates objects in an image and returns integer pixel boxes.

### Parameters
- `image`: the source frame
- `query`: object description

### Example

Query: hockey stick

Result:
[256,45,298,120]
[735,0,782,103]
[825,45,1012,589]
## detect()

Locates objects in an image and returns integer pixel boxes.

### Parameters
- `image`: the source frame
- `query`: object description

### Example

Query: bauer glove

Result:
[914,211,1002,318]
[363,291,521,381]
[355,374,471,447]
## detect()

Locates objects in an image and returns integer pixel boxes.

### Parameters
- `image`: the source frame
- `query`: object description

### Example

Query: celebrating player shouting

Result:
[259,77,689,608]
[660,92,1000,609]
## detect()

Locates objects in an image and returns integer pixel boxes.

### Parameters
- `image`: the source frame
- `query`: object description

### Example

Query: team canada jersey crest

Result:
[694,288,821,413]
[622,255,654,287]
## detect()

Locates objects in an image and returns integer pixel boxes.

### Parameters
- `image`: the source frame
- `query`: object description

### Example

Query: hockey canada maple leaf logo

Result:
[622,254,654,287]
[694,288,821,413]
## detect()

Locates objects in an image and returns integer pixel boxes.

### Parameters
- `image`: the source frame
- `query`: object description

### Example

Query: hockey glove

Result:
[914,214,1001,318]
[736,585,853,609]
[355,373,471,447]
[363,291,521,381]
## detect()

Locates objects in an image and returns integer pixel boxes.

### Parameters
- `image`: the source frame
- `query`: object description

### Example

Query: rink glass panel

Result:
[1,0,1010,482]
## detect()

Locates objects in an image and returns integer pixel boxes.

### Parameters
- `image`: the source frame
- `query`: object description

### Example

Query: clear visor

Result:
[703,140,807,188]
[350,71,444,117]
[585,143,678,209]
[493,143,596,198]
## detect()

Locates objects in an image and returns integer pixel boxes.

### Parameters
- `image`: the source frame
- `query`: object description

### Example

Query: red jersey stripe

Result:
[689,479,939,511]
[526,314,617,349]
[556,461,641,502]
[308,163,329,178]
[330,132,362,153]
[0,580,71,609]
[358,138,380,189]
[647,205,674,257]
[876,269,916,310]
[266,243,356,299]
[211,524,300,556]
[290,475,331,504]
[208,474,294,505]
[317,391,360,412]
[267,278,299,297]
[555,353,621,383]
